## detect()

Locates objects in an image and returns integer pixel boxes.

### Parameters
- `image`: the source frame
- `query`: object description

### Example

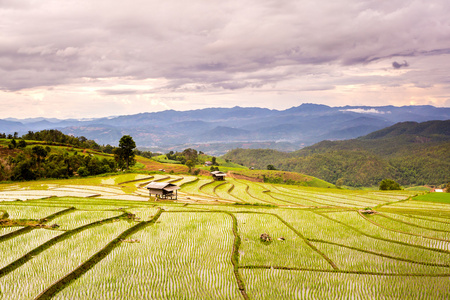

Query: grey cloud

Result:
[392,61,409,69]
[0,0,449,95]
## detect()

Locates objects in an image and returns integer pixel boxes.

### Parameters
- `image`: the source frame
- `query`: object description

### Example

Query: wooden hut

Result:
[211,171,226,181]
[145,182,180,200]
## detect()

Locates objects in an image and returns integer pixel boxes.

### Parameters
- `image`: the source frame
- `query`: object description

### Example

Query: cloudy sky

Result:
[1,0,449,119]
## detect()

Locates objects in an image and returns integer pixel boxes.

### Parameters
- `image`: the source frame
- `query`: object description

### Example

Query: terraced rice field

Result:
[0,174,448,299]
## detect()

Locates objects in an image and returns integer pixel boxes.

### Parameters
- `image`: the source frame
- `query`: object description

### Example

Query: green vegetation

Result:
[0,144,116,181]
[152,155,182,164]
[232,169,335,188]
[114,135,136,170]
[413,192,450,204]
[404,186,431,191]
[379,179,401,190]
[0,173,448,298]
[223,125,450,188]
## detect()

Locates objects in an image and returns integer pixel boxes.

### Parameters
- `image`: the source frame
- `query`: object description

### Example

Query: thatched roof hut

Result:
[145,182,180,200]
[211,171,226,181]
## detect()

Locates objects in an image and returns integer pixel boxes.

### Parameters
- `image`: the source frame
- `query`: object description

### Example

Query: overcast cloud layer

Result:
[1,0,449,118]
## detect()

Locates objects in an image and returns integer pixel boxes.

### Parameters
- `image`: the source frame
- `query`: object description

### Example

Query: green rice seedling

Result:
[0,220,134,300]
[213,182,242,203]
[59,185,125,195]
[226,179,267,205]
[401,214,450,224]
[51,210,124,230]
[0,205,68,220]
[276,186,375,208]
[53,212,242,299]
[181,178,212,196]
[385,200,450,211]
[241,269,450,299]
[100,174,152,185]
[310,241,450,274]
[175,175,198,186]
[0,229,63,269]
[199,180,225,197]
[243,182,289,206]
[0,227,24,237]
[125,207,161,221]
[96,195,149,201]
[368,213,450,241]
[327,211,450,252]
[270,186,350,207]
[276,209,450,265]
[236,213,333,270]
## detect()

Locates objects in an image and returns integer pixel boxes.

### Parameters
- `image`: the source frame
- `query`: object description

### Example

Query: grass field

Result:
[0,174,448,299]
[413,192,450,204]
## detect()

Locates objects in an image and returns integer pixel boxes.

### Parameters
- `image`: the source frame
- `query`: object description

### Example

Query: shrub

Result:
[379,178,401,190]
[77,166,89,177]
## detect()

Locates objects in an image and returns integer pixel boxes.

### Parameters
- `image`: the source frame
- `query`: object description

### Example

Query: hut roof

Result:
[145,182,180,191]
[211,171,226,176]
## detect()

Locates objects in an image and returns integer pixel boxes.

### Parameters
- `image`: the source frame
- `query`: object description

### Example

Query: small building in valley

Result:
[145,182,180,200]
[211,171,226,181]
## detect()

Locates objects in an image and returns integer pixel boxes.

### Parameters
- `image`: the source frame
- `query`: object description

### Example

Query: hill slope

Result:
[223,120,450,187]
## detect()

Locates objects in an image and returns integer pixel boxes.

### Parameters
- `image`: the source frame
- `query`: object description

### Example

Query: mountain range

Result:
[1,104,449,155]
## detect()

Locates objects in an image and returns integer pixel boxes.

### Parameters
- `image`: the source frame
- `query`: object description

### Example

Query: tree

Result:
[182,148,198,163]
[8,139,17,149]
[17,139,27,149]
[186,160,195,172]
[267,164,276,170]
[446,182,450,193]
[335,178,344,188]
[379,178,401,190]
[114,135,136,170]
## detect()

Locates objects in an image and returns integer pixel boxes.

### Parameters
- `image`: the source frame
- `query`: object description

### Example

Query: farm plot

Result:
[0,220,134,300]
[51,210,124,230]
[225,179,270,205]
[383,200,450,212]
[199,179,227,197]
[0,226,24,237]
[213,181,243,203]
[53,212,242,300]
[275,209,450,266]
[176,175,198,186]
[273,187,380,208]
[126,207,161,221]
[0,205,68,220]
[241,269,450,299]
[0,174,448,299]
[236,213,333,270]
[310,241,449,274]
[325,211,450,252]
[367,213,450,241]
[180,178,214,196]
[0,229,63,269]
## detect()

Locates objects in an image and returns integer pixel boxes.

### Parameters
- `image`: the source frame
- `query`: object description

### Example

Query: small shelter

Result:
[211,171,226,181]
[145,182,180,200]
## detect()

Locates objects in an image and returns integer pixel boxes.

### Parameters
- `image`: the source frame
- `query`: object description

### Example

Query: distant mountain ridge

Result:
[1,104,449,154]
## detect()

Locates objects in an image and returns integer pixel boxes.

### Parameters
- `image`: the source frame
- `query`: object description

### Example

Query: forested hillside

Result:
[223,120,450,187]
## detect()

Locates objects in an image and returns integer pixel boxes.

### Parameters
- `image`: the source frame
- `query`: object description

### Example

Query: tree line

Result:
[223,140,450,188]
[0,133,138,181]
